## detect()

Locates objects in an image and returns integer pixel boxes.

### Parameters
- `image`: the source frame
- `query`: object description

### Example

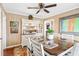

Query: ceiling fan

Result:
[27,3,57,14]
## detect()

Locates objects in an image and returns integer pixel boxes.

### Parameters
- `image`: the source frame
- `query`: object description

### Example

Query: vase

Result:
[47,33,54,45]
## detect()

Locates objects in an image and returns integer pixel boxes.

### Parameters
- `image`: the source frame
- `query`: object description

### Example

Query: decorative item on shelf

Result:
[28,15,33,20]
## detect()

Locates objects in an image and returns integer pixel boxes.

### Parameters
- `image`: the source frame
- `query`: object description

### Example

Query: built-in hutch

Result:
[22,18,44,47]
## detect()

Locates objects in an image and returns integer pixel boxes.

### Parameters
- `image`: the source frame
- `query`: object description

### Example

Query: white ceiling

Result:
[2,3,79,19]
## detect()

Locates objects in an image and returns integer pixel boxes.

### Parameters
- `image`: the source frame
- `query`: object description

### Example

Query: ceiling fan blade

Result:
[36,9,40,14]
[45,4,57,8]
[27,7,39,9]
[44,9,49,13]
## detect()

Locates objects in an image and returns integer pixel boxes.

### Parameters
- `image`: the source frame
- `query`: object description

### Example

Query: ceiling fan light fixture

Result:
[28,15,33,20]
[28,3,57,14]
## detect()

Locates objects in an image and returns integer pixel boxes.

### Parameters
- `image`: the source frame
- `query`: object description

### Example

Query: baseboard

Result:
[5,44,21,49]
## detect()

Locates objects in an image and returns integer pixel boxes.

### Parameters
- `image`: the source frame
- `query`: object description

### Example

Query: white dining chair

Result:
[61,34,74,44]
[31,39,44,56]
[22,35,32,53]
[62,34,74,39]
[58,34,74,56]
[64,41,79,56]
[71,41,79,56]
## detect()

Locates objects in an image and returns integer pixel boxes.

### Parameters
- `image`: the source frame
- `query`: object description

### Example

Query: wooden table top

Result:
[44,45,72,56]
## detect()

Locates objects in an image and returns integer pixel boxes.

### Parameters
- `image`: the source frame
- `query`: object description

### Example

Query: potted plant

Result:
[47,28,54,45]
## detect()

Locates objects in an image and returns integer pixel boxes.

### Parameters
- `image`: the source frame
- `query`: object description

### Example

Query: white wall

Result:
[0,5,7,56]
[2,10,7,50]
[0,5,2,39]
[0,7,1,54]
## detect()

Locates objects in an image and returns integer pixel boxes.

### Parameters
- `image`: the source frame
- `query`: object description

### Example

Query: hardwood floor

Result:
[4,47,14,56]
[3,45,30,56]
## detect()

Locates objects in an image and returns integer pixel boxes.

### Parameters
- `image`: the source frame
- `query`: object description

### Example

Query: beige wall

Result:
[46,8,79,32]
[6,13,23,46]
[0,4,23,47]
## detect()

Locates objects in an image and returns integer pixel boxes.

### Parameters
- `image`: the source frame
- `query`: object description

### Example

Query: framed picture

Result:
[10,21,19,33]
[46,23,50,29]
[46,21,52,31]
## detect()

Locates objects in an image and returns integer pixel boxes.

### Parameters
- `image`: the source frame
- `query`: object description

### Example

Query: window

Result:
[60,14,79,33]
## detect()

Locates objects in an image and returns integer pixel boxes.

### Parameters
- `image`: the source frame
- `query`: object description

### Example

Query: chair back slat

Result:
[31,39,44,56]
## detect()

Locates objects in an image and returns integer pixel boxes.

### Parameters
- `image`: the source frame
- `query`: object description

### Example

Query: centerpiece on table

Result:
[47,28,54,45]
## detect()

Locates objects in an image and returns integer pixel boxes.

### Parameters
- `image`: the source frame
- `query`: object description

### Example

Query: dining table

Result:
[44,44,73,56]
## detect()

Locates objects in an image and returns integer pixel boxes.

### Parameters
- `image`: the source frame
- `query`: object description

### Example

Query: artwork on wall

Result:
[46,21,52,31]
[10,21,19,33]
[46,23,50,29]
